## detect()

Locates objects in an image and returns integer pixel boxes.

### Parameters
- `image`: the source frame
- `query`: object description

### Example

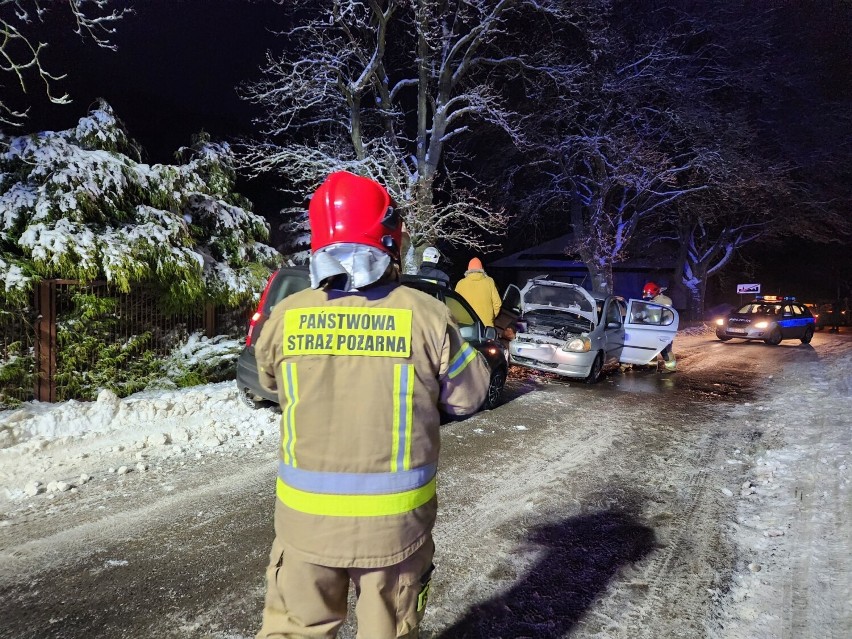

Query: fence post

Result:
[34,280,57,403]
[204,302,216,338]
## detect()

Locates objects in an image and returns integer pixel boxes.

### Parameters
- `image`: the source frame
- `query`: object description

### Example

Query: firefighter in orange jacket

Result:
[254,171,490,639]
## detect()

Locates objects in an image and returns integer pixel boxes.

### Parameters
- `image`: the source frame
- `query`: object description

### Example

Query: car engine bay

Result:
[519,309,593,341]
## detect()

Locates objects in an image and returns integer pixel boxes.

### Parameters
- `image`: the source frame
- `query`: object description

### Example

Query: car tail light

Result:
[246,272,276,347]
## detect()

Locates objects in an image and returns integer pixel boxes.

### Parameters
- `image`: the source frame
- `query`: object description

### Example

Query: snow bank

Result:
[0,381,279,503]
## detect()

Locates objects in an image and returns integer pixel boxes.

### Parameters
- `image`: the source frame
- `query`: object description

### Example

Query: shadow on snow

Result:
[434,510,656,639]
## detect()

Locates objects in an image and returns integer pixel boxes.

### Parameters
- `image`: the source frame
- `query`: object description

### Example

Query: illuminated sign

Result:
[736,283,761,294]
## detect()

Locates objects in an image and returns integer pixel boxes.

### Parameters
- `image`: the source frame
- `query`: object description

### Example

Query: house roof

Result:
[490,233,676,270]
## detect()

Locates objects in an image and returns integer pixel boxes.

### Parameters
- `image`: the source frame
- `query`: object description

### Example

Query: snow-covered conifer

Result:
[0,101,279,309]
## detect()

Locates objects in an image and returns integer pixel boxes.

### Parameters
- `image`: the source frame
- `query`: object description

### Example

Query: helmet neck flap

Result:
[309,243,394,291]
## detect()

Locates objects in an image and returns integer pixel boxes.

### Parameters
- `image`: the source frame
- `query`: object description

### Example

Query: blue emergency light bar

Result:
[755,295,796,302]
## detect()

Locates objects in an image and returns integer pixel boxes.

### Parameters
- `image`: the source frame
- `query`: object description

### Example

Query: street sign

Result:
[736,283,761,294]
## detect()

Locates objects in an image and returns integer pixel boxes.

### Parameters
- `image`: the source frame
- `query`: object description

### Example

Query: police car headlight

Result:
[715,318,725,326]
[755,321,769,329]
[562,336,591,352]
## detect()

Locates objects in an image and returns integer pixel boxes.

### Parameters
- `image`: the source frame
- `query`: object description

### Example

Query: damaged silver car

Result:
[502,278,679,382]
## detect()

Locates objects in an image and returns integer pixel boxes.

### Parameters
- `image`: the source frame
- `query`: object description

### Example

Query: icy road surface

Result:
[1,327,850,639]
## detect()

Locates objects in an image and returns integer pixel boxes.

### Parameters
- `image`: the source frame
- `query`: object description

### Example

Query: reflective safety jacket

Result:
[455,269,501,327]
[254,282,490,568]
[652,293,673,307]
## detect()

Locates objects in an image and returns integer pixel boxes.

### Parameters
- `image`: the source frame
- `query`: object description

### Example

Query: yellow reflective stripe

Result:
[276,476,436,517]
[280,362,299,467]
[448,343,477,379]
[391,364,415,472]
[402,366,414,471]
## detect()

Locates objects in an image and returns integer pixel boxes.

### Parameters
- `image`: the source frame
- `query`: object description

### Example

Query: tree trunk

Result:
[589,263,613,294]
[569,198,613,292]
[686,263,709,321]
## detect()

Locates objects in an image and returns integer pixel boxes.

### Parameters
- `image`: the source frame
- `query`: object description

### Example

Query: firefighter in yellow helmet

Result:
[254,171,490,639]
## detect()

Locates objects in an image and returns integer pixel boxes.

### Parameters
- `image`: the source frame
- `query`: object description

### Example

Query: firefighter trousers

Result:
[257,536,435,639]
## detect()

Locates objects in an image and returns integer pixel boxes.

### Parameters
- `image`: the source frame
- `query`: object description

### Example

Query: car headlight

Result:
[562,336,591,352]
[755,321,769,329]
[715,318,725,326]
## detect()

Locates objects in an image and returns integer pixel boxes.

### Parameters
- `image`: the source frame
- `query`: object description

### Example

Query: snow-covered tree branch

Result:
[239,0,584,265]
[0,0,129,126]
[509,1,782,295]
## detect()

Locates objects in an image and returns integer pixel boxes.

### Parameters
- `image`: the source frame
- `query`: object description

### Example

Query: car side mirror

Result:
[484,326,498,340]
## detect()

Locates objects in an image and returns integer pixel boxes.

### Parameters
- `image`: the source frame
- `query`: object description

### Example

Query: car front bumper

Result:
[716,327,768,340]
[508,337,595,378]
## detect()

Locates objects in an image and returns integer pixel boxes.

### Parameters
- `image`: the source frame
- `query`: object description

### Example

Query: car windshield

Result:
[524,284,594,312]
[737,303,783,315]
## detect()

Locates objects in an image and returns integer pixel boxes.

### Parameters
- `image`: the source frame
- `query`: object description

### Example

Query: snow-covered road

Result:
[1,327,850,638]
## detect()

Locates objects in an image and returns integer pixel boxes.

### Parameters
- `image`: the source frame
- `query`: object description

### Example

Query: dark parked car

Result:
[236,268,507,410]
[714,295,815,345]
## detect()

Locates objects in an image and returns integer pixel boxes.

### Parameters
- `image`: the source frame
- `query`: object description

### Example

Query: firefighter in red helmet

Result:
[642,281,677,372]
[254,171,490,638]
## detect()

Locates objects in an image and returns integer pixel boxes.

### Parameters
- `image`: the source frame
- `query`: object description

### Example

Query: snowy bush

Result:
[0,348,34,407]
[0,100,280,310]
[157,332,244,389]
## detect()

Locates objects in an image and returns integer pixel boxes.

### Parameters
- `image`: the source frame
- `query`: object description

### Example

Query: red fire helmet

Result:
[643,281,661,299]
[308,172,401,260]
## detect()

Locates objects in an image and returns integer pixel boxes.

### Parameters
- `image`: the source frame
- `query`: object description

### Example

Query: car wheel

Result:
[800,326,815,344]
[238,386,269,410]
[764,327,782,346]
[717,335,732,342]
[584,352,604,384]
[482,369,506,410]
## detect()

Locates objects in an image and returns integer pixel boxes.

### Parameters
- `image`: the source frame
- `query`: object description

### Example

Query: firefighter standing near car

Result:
[417,246,450,285]
[642,281,677,372]
[253,171,490,639]
[455,257,502,327]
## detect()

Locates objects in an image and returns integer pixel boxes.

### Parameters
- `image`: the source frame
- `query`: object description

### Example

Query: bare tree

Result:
[514,28,714,291]
[239,0,585,264]
[0,0,129,126]
[671,173,780,320]
[668,0,852,316]
[510,1,788,295]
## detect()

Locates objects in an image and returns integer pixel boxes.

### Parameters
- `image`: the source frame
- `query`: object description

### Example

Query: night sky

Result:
[8,0,852,304]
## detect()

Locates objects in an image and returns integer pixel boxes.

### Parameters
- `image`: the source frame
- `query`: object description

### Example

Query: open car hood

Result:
[518,280,598,325]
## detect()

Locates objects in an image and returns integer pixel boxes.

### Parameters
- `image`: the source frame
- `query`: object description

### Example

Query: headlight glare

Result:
[755,321,769,329]
[562,336,591,352]
[715,318,725,326]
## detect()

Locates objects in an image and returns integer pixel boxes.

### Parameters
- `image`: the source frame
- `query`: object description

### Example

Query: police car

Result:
[715,295,815,345]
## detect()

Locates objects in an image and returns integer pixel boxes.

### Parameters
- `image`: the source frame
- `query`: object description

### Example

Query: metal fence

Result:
[1,280,252,405]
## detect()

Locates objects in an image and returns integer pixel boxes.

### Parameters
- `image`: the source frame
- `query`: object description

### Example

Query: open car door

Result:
[620,299,679,364]
[494,284,523,338]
